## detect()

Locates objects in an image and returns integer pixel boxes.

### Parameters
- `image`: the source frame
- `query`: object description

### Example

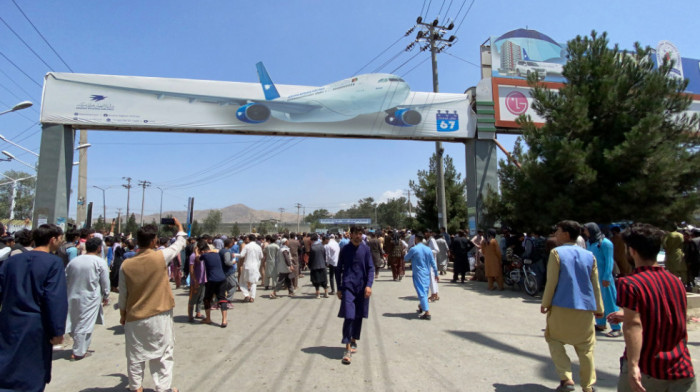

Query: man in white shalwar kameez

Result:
[426,230,440,300]
[239,234,263,302]
[119,219,186,392]
[65,237,110,360]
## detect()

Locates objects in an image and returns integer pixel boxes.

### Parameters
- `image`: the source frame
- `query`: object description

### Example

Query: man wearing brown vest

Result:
[118,218,186,392]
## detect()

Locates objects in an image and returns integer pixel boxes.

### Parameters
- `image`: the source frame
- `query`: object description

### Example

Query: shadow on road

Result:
[493,383,551,392]
[107,325,124,335]
[382,312,418,320]
[397,295,418,301]
[301,345,344,360]
[447,330,619,389]
[78,373,128,391]
[52,349,73,361]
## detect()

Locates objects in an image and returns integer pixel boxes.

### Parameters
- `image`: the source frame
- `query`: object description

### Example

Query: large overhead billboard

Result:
[40,63,475,141]
[487,29,700,128]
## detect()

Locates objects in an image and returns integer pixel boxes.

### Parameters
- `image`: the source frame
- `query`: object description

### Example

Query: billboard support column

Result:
[465,140,477,231]
[33,123,75,229]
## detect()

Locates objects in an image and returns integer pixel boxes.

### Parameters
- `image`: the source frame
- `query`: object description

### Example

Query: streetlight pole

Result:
[0,135,38,157]
[93,186,107,222]
[0,101,32,116]
[1,151,35,171]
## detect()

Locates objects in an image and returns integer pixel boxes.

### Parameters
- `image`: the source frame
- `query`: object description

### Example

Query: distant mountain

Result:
[140,203,299,224]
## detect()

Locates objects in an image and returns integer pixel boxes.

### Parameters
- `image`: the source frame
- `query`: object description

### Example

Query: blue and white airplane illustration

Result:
[245,62,421,126]
[68,62,423,127]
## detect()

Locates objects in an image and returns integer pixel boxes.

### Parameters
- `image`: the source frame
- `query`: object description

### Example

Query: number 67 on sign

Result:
[436,110,459,132]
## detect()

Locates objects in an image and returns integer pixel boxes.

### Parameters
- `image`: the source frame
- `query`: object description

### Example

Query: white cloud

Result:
[379,189,405,204]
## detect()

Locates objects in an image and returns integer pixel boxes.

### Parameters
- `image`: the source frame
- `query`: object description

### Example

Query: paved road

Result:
[47,269,700,392]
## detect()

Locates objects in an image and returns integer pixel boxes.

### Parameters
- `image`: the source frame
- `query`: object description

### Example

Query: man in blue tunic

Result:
[335,226,374,365]
[0,224,68,392]
[404,231,439,320]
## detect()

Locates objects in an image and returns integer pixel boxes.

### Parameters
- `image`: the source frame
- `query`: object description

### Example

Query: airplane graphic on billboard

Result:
[50,62,424,128]
[248,62,422,127]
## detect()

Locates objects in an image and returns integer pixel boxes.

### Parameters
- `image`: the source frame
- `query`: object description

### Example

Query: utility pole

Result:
[76,129,89,227]
[412,16,456,230]
[122,177,132,223]
[405,189,413,216]
[137,180,151,226]
[278,207,285,230]
[295,203,302,233]
[157,187,164,225]
[92,186,107,223]
[116,208,122,234]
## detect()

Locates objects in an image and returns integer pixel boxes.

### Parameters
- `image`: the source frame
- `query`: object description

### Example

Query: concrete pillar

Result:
[33,124,74,230]
[465,137,499,231]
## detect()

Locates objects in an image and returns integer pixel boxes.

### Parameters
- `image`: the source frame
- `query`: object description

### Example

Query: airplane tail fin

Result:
[256,62,281,100]
[522,49,531,61]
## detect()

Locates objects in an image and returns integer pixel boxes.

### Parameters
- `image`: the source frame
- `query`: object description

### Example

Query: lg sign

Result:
[505,91,529,115]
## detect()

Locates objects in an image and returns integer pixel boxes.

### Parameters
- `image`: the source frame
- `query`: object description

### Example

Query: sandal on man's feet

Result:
[605,330,622,338]
[350,341,358,353]
[419,312,431,320]
[594,325,606,332]
[555,383,575,392]
[341,350,352,365]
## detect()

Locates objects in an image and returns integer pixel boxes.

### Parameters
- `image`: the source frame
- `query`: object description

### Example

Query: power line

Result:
[0,16,56,71]
[353,30,414,76]
[424,0,433,18]
[0,51,43,88]
[453,0,476,34]
[400,56,430,78]
[443,50,480,68]
[391,51,424,74]
[0,68,41,104]
[11,0,74,72]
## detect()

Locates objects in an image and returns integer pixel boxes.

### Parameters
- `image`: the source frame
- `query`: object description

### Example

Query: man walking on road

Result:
[541,220,603,392]
[608,223,696,391]
[65,237,110,360]
[335,226,374,365]
[118,218,186,392]
[0,224,67,392]
[405,231,438,320]
[239,234,263,302]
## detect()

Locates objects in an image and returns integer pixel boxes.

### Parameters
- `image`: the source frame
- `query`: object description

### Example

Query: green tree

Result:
[93,215,108,232]
[305,208,331,231]
[231,221,240,237]
[190,219,203,238]
[125,213,138,236]
[202,209,222,234]
[0,170,35,220]
[377,197,410,229]
[485,31,700,231]
[410,154,467,232]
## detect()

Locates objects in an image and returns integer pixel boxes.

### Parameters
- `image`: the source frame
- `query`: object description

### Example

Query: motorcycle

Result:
[503,253,539,296]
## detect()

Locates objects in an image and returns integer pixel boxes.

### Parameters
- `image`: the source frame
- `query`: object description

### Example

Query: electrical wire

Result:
[11,0,74,72]
[0,68,41,104]
[391,51,424,74]
[453,0,476,34]
[400,56,430,78]
[424,0,433,18]
[353,33,412,76]
[372,50,409,74]
[444,50,480,68]
[0,51,43,88]
[0,16,56,71]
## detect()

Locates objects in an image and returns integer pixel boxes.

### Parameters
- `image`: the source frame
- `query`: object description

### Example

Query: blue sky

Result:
[0,0,698,221]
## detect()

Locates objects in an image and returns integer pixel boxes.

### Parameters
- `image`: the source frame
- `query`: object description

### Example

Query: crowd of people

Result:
[0,218,696,391]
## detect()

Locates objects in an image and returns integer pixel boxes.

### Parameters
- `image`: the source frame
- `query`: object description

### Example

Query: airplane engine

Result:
[385,108,421,127]
[236,103,271,124]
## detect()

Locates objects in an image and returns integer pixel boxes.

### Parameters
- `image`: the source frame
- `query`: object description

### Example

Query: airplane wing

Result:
[48,74,321,115]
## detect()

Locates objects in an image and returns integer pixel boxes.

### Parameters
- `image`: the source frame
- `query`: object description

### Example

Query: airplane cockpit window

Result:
[378,78,388,83]
[388,78,405,82]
